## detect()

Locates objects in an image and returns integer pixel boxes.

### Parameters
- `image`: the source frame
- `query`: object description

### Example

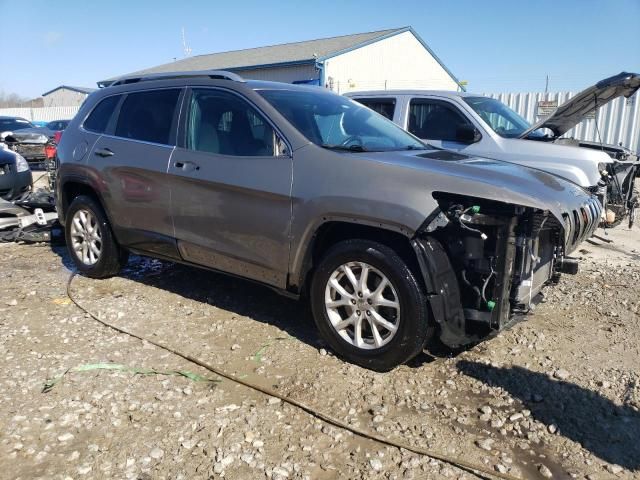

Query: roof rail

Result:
[108,70,245,87]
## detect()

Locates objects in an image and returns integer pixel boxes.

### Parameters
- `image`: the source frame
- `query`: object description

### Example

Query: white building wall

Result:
[324,31,459,94]
[234,64,318,83]
[42,89,89,107]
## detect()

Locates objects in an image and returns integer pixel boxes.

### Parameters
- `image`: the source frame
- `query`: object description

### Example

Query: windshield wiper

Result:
[320,144,368,152]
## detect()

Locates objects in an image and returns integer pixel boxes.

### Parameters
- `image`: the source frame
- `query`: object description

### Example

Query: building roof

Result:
[98,27,460,87]
[42,85,97,96]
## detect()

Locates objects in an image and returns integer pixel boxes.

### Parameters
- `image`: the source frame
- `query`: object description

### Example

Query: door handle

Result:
[174,161,200,172]
[94,148,114,157]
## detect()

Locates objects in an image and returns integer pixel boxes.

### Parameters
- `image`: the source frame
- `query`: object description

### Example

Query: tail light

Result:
[45,143,57,159]
[53,131,63,144]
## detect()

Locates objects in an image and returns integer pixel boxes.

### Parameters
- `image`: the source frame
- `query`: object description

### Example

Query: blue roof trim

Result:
[318,26,464,92]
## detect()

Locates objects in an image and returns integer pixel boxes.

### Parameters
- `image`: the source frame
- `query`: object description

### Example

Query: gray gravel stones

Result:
[1,220,639,479]
[475,438,495,451]
[369,457,383,471]
[149,447,164,459]
[554,369,571,380]
[538,463,553,478]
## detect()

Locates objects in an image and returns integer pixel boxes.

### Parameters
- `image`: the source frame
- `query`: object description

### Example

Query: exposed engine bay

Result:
[412,193,600,348]
[556,138,639,228]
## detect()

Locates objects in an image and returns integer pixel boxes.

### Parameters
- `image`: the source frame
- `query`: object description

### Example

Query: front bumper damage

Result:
[411,194,601,348]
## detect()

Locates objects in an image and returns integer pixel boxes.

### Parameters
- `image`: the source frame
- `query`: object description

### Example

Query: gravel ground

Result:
[1,217,639,479]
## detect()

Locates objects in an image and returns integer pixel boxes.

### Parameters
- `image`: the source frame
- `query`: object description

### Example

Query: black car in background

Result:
[0,146,32,200]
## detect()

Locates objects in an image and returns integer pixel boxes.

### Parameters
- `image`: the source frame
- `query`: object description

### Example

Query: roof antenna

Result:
[182,27,192,57]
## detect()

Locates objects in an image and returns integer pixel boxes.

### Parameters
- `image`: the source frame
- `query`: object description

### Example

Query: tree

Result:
[0,90,42,108]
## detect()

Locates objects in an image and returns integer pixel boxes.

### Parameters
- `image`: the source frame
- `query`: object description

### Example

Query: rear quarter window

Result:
[83,95,121,133]
[353,98,396,120]
[115,89,181,145]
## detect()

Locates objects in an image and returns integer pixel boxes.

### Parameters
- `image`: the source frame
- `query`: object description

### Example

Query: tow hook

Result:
[556,257,579,275]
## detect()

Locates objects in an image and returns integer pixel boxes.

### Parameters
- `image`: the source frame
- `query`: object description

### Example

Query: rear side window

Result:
[115,89,180,145]
[408,100,472,141]
[84,95,121,133]
[186,89,275,156]
[354,98,396,120]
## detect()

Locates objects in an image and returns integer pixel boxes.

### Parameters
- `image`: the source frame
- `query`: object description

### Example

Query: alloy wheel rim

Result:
[324,261,400,350]
[70,209,102,266]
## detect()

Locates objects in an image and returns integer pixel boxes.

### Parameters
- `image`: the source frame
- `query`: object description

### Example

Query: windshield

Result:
[463,97,544,139]
[0,118,34,132]
[257,88,426,152]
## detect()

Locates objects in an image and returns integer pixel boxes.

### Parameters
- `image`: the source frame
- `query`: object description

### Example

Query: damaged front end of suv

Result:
[411,190,600,349]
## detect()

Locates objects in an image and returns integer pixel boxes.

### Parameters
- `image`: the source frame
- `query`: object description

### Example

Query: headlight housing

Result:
[598,162,610,178]
[15,153,30,173]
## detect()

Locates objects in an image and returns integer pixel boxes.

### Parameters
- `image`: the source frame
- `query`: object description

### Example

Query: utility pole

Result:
[544,75,549,94]
[182,27,192,57]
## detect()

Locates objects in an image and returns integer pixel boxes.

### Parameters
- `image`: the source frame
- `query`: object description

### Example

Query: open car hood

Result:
[520,72,640,139]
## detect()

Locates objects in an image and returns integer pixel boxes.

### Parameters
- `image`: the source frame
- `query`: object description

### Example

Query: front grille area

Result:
[565,197,602,253]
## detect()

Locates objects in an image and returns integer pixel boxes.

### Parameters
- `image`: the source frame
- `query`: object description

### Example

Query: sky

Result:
[1,0,638,98]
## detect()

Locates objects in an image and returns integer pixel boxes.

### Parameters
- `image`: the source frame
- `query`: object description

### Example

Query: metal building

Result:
[98,27,462,93]
[41,86,96,107]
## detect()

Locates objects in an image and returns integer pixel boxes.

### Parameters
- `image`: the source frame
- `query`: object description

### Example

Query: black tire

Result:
[65,195,128,278]
[310,239,432,372]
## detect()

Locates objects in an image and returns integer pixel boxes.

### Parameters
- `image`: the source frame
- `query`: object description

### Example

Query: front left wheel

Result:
[310,239,432,371]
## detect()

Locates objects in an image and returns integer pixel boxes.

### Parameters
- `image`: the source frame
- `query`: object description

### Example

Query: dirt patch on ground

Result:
[1,222,639,479]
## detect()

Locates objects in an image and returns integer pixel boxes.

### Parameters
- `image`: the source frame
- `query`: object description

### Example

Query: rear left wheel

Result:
[65,195,128,278]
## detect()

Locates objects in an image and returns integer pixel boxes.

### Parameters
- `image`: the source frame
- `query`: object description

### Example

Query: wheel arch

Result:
[58,177,111,226]
[288,218,422,295]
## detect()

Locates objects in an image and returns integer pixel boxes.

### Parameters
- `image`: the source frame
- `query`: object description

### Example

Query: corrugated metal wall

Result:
[0,106,80,122]
[486,91,640,152]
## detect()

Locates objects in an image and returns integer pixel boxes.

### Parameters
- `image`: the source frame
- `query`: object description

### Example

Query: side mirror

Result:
[455,125,481,144]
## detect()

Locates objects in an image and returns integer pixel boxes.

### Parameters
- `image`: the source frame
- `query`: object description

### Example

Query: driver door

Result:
[169,87,293,288]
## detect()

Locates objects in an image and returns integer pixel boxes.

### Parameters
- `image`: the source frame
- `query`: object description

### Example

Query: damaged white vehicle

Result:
[347,72,640,227]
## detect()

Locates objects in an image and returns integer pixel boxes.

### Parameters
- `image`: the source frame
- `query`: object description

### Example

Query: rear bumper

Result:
[14,144,46,161]
[0,169,32,200]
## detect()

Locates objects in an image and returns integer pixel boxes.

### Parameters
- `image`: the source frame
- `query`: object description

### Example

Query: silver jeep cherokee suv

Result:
[56,71,600,371]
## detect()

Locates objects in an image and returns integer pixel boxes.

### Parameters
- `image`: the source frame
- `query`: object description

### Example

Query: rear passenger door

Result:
[169,88,293,288]
[88,88,182,257]
[407,98,476,152]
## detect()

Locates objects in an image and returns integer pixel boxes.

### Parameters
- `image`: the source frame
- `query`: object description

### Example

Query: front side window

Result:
[115,89,180,144]
[186,89,275,156]
[408,100,472,141]
[353,98,396,120]
[257,89,424,152]
[463,96,542,138]
[84,95,121,134]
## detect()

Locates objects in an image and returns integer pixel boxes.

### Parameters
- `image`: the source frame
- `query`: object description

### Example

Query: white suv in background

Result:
[346,72,639,226]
